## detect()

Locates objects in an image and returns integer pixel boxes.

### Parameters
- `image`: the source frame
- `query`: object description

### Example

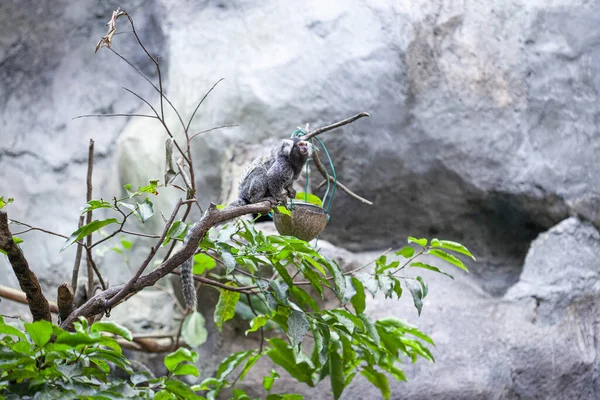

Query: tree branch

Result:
[302,112,370,140]
[60,200,275,330]
[0,212,52,321]
[0,284,59,314]
[312,150,373,205]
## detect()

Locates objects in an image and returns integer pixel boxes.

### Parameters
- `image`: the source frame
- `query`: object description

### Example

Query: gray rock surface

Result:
[1,1,600,399]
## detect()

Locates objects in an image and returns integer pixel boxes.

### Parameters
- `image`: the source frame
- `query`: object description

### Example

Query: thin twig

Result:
[190,124,238,141]
[312,150,373,206]
[85,140,95,295]
[71,215,85,290]
[174,311,188,351]
[107,199,185,308]
[120,230,161,239]
[108,48,187,134]
[303,112,370,140]
[185,79,225,133]
[85,247,107,290]
[120,87,190,163]
[10,220,69,239]
[73,113,158,120]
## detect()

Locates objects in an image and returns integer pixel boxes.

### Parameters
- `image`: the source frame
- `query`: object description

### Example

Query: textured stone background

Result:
[1,0,599,399]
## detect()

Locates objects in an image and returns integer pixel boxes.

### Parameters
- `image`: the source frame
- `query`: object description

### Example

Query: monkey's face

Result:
[295,140,312,157]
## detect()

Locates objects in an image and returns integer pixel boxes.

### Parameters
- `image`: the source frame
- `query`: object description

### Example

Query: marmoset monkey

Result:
[179,137,313,310]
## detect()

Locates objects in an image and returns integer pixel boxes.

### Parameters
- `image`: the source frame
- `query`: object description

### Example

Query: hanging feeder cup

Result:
[273,201,328,242]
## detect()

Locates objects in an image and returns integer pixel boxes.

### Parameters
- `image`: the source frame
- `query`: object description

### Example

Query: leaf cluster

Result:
[178,221,474,399]
[0,317,201,399]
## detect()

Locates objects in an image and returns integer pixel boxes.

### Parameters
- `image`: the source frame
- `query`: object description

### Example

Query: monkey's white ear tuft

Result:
[280,139,294,155]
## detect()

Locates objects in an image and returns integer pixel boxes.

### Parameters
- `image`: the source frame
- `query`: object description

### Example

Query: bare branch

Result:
[85,247,107,291]
[302,112,370,140]
[73,114,158,120]
[85,139,95,295]
[120,230,161,239]
[0,213,52,321]
[71,215,85,290]
[190,124,238,141]
[106,199,186,308]
[312,150,373,206]
[186,78,225,133]
[0,284,58,314]
[108,48,187,134]
[10,220,69,239]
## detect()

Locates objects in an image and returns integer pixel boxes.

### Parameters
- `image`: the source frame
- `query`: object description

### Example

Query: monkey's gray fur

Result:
[179,138,312,310]
[231,137,313,206]
[180,224,198,310]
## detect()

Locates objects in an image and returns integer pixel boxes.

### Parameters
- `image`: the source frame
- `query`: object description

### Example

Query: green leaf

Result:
[407,236,427,247]
[357,273,378,298]
[294,192,323,207]
[288,310,309,346]
[81,199,115,214]
[329,344,345,400]
[193,253,217,275]
[431,239,476,260]
[0,321,27,341]
[410,262,454,279]
[239,352,262,381]
[395,246,415,258]
[266,338,314,386]
[13,236,23,245]
[290,286,320,312]
[164,378,197,399]
[310,323,329,368]
[404,279,424,316]
[417,276,428,298]
[428,249,469,272]
[350,277,366,314]
[138,180,160,195]
[358,313,380,344]
[270,280,289,304]
[164,347,198,372]
[263,370,280,392]
[246,314,271,335]
[214,284,241,331]
[216,350,254,379]
[131,371,152,385]
[155,390,177,400]
[0,196,14,209]
[165,220,187,241]
[182,311,208,348]
[91,321,132,341]
[136,198,154,222]
[172,363,199,377]
[61,218,119,251]
[266,395,304,400]
[324,259,346,300]
[361,365,390,400]
[24,320,53,347]
[276,206,292,216]
[221,251,236,274]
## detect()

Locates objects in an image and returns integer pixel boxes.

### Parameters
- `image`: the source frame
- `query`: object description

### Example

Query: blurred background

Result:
[1,0,599,398]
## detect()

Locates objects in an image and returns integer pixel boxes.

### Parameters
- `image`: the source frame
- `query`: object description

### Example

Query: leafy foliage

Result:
[0,317,203,399]
[182,220,474,399]
[0,196,14,210]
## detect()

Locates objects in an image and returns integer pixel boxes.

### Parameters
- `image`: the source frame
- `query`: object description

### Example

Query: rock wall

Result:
[1,0,599,399]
